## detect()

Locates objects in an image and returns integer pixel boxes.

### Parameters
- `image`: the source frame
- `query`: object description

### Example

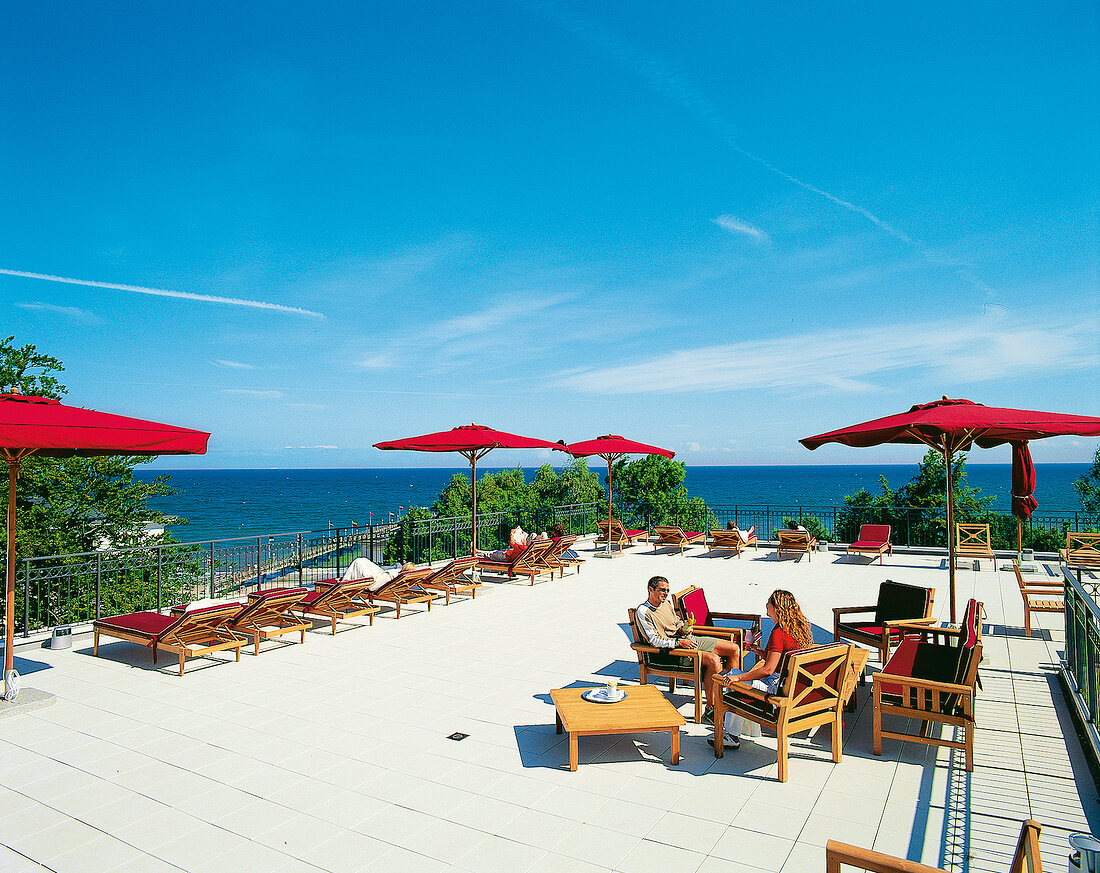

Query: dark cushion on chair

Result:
[875,581,931,625]
[722,687,779,724]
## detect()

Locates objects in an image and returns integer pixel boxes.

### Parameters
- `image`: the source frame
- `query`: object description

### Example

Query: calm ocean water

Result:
[137,464,1090,544]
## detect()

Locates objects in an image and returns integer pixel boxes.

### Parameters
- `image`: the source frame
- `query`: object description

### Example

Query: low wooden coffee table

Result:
[550,684,686,771]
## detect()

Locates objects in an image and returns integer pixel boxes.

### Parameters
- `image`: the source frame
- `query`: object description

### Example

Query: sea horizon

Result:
[137,463,1091,544]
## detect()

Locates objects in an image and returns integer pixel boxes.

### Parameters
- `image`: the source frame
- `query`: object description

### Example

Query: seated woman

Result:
[477,525,532,563]
[713,588,814,749]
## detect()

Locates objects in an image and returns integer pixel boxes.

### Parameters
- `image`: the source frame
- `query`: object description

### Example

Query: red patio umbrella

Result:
[0,393,210,698]
[1011,441,1039,557]
[801,397,1100,622]
[564,435,675,556]
[373,424,567,554]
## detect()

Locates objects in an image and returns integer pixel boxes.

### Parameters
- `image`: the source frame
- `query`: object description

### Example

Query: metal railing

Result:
[2,500,1095,639]
[1063,567,1100,778]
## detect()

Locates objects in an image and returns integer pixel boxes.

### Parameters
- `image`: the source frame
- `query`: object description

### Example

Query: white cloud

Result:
[211,359,255,369]
[712,215,769,243]
[220,388,285,398]
[554,315,1100,396]
[15,301,101,323]
[0,269,324,318]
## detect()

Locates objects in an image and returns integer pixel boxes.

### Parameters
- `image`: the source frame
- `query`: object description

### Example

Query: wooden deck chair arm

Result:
[718,679,784,707]
[891,623,963,645]
[833,605,877,619]
[1021,582,1064,594]
[709,610,762,625]
[885,617,938,631]
[872,673,973,698]
[691,628,739,641]
[825,839,947,873]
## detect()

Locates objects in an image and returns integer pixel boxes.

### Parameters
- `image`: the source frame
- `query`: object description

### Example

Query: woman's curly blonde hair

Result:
[767,589,812,648]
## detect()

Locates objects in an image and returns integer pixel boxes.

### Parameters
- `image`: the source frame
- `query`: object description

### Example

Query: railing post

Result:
[209,542,215,599]
[256,537,263,590]
[157,546,163,611]
[22,559,29,636]
[335,530,342,579]
[297,533,303,584]
[95,552,102,620]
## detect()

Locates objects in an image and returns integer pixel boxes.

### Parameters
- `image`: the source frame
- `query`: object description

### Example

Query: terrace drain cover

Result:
[448,732,469,741]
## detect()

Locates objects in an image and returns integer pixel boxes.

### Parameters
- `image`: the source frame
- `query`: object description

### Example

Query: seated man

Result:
[635,575,741,724]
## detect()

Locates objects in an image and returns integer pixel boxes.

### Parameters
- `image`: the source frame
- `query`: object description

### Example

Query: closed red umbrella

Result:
[1011,441,1039,551]
[374,424,567,553]
[801,397,1100,621]
[565,435,675,556]
[1,393,210,698]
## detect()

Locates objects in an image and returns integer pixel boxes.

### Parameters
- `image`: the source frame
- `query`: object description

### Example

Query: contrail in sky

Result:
[0,269,325,319]
[529,1,997,292]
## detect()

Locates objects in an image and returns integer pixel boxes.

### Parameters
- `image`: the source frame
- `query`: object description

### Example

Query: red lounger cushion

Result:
[95,611,175,637]
[850,540,887,550]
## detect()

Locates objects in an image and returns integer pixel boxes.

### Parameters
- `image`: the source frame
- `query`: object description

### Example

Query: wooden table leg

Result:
[670,727,680,765]
[555,710,562,734]
[569,734,578,771]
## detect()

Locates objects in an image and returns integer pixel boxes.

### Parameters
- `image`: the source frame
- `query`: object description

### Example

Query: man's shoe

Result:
[707,735,740,751]
[702,706,715,725]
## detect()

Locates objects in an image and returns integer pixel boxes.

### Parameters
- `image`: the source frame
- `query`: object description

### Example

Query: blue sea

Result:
[136,464,1090,544]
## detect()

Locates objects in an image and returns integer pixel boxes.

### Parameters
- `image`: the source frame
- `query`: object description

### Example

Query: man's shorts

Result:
[648,634,718,669]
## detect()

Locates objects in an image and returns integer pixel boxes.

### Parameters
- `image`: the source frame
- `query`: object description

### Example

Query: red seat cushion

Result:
[849,540,887,550]
[95,611,174,637]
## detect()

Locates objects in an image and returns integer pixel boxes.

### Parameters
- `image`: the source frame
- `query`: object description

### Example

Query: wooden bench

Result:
[955,523,995,569]
[1059,531,1100,570]
[1014,565,1063,637]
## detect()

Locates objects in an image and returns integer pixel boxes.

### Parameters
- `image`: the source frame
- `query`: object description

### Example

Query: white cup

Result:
[605,679,618,697]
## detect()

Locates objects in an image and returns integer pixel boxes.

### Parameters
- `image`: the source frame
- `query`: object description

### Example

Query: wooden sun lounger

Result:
[541,534,583,577]
[846,524,893,564]
[955,523,995,568]
[93,602,248,676]
[595,520,648,551]
[223,587,312,655]
[293,577,380,633]
[370,567,437,618]
[652,526,705,555]
[1059,531,1100,570]
[707,527,757,557]
[476,539,556,585]
[416,555,481,605]
[777,529,817,560]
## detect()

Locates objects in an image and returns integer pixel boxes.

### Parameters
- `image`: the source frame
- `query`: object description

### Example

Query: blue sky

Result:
[2,1,1098,469]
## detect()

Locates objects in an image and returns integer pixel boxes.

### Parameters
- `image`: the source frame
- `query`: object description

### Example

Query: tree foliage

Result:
[0,336,179,560]
[1075,447,1100,524]
[610,455,715,532]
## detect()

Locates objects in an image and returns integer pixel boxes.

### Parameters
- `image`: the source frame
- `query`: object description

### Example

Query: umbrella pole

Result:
[944,449,957,624]
[5,460,18,690]
[606,457,614,556]
[469,454,478,556]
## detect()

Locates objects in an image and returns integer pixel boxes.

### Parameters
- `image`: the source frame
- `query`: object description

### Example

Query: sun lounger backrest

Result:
[231,588,307,625]
[162,602,243,644]
[372,566,432,595]
[858,524,891,543]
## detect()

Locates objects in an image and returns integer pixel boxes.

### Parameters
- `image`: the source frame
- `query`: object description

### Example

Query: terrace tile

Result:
[1,544,1094,872]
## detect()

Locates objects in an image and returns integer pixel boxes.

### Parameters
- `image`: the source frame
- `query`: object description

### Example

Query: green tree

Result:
[1075,447,1100,524]
[0,337,183,629]
[610,455,716,532]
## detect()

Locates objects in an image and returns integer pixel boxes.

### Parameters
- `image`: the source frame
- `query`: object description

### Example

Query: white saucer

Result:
[582,688,627,704]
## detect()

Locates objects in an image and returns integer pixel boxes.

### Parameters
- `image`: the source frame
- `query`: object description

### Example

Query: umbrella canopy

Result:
[565,435,675,554]
[1,393,210,697]
[801,397,1100,621]
[373,424,566,553]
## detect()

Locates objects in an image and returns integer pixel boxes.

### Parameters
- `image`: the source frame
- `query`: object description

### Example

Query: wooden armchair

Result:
[596,519,648,551]
[1014,565,1063,637]
[674,585,761,669]
[627,607,735,724]
[834,580,936,664]
[652,526,705,555]
[825,818,1043,872]
[872,601,983,772]
[1059,531,1100,571]
[708,527,757,557]
[955,523,995,568]
[777,529,817,560]
[712,643,854,782]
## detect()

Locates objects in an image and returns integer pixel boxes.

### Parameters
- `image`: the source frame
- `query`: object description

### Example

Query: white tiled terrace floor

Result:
[0,540,1095,873]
